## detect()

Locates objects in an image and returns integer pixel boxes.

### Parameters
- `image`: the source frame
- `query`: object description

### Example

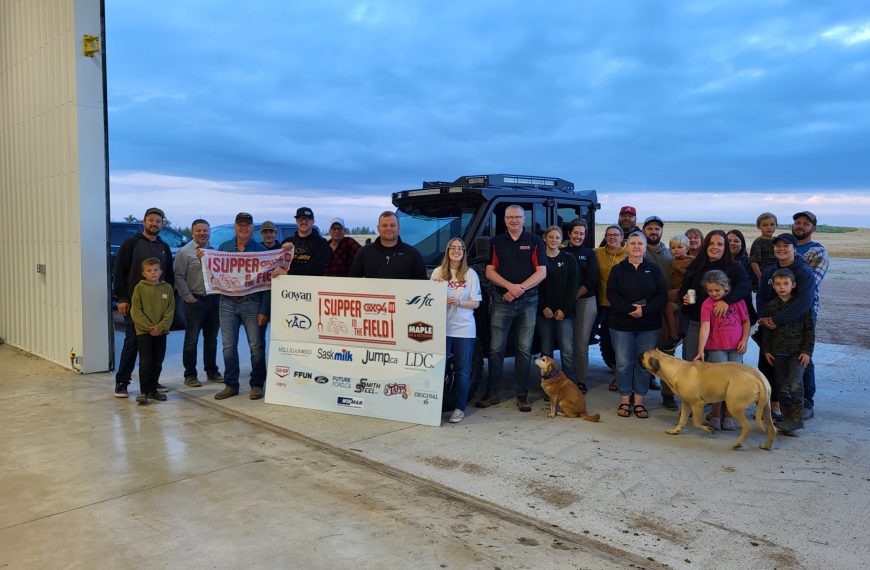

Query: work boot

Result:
[776,403,803,434]
[214,386,239,400]
[475,393,499,408]
[249,386,265,400]
[206,371,224,383]
[184,376,202,387]
[516,396,532,413]
[803,406,814,421]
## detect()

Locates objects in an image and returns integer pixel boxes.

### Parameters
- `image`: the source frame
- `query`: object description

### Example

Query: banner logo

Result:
[281,290,312,301]
[405,293,434,308]
[337,396,363,409]
[274,366,289,378]
[283,313,312,330]
[384,383,411,399]
[407,321,434,342]
[317,347,353,362]
[354,378,382,394]
[361,350,398,366]
[405,352,435,369]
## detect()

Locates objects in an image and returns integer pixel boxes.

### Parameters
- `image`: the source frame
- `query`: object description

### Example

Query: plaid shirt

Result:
[760,297,815,357]
[323,237,362,277]
[797,242,829,317]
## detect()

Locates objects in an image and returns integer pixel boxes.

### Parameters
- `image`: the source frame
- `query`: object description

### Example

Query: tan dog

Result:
[535,356,600,422]
[639,349,776,450]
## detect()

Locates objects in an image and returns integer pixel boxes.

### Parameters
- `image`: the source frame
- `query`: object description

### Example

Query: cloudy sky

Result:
[106,1,870,229]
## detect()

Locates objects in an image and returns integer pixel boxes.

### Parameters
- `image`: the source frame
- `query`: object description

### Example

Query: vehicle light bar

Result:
[503,176,555,186]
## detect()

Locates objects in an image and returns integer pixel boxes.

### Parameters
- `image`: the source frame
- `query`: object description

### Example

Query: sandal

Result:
[617,403,631,417]
[633,404,649,419]
[608,380,618,392]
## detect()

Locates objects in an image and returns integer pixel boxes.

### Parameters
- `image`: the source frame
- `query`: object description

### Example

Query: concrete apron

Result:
[26,330,870,568]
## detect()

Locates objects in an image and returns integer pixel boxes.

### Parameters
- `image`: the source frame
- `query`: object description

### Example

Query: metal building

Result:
[0,0,111,372]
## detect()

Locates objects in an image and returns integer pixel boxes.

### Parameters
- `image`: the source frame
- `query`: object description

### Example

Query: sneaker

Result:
[662,396,678,411]
[475,394,500,408]
[516,396,532,413]
[148,392,168,401]
[448,409,465,423]
[184,376,202,387]
[214,386,239,400]
[803,407,814,421]
[721,417,737,431]
[136,394,148,405]
[708,416,722,430]
[114,382,129,398]
[249,386,265,400]
[206,372,224,383]
[155,382,169,392]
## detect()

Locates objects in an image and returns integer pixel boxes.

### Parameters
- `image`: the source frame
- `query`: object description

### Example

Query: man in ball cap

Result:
[213,212,269,401]
[791,211,829,419]
[278,207,330,276]
[600,205,641,246]
[323,216,361,277]
[112,207,175,398]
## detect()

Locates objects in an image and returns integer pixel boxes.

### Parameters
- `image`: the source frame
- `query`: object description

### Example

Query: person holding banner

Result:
[213,212,270,401]
[280,207,331,275]
[431,238,481,424]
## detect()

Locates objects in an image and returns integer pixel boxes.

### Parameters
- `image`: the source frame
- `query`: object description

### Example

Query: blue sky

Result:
[107,1,870,229]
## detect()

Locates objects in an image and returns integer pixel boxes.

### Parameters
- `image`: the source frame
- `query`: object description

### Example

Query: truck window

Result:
[555,203,594,246]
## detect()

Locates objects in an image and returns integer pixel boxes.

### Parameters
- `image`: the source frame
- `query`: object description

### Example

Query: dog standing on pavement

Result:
[639,349,776,450]
[535,356,600,422]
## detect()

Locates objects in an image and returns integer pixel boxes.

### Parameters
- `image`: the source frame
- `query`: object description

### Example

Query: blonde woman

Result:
[431,238,481,423]
[593,225,626,388]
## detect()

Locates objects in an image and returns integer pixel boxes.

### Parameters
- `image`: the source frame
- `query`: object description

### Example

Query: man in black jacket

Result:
[348,211,426,280]
[280,207,331,275]
[113,207,174,398]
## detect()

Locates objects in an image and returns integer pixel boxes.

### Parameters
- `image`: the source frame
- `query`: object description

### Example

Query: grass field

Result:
[595,222,869,259]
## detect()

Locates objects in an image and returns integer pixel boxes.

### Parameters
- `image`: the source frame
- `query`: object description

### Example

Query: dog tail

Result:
[752,369,777,440]
[581,414,601,422]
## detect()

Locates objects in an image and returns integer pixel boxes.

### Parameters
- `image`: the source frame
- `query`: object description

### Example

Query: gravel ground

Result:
[815,258,870,348]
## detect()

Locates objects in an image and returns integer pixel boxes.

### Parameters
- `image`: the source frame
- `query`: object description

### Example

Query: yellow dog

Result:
[639,349,776,450]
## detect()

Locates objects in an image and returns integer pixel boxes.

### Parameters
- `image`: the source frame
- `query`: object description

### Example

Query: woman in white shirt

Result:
[431,238,481,423]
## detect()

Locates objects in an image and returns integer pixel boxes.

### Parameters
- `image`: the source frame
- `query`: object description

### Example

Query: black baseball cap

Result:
[793,211,817,225]
[773,233,798,247]
[235,212,253,224]
[643,215,664,228]
[144,207,165,219]
[295,207,314,219]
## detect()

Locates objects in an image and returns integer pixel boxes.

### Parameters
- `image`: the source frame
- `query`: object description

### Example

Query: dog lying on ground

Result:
[639,349,776,450]
[535,356,600,422]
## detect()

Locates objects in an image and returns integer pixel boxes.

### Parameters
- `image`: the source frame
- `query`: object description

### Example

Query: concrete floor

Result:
[3,322,870,569]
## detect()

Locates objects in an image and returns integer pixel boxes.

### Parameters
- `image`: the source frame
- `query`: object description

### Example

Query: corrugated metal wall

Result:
[0,0,111,372]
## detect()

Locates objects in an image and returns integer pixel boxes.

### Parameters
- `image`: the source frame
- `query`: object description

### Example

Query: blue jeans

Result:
[803,313,817,409]
[219,296,266,389]
[115,314,138,383]
[707,349,742,363]
[183,295,221,378]
[573,297,597,384]
[487,293,538,398]
[537,314,576,383]
[611,328,660,396]
[446,336,475,411]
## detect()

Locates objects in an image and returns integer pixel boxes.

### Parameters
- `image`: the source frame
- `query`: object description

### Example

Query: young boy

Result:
[661,235,694,352]
[749,212,778,288]
[760,268,815,435]
[130,258,175,405]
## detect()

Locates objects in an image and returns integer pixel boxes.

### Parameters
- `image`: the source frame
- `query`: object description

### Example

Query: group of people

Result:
[112,207,423,404]
[480,205,827,437]
[113,203,829,434]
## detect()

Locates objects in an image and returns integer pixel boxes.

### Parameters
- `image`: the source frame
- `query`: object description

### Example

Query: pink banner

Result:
[201,249,293,296]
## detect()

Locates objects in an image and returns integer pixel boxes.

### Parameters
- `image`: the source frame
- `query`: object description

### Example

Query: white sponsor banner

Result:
[265,276,447,426]
[200,249,293,296]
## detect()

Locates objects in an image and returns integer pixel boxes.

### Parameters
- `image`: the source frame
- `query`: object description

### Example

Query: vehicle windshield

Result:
[395,199,482,266]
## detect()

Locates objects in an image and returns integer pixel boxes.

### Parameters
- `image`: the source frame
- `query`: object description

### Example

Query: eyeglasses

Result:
[505,215,524,220]
[605,233,621,238]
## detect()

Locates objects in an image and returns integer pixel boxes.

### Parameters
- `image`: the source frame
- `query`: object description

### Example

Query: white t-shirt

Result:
[430,266,481,339]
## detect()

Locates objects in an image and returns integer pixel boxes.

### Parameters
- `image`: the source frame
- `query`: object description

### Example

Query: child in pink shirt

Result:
[695,269,750,430]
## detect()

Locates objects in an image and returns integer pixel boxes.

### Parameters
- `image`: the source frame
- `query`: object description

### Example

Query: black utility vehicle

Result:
[393,174,599,395]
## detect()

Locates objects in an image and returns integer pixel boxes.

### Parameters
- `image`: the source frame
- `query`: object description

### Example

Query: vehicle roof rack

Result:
[423,174,574,193]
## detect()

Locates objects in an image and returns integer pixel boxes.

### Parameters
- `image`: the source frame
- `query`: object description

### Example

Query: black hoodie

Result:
[113,233,174,304]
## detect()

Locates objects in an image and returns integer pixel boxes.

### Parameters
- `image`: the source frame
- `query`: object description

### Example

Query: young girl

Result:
[694,269,750,430]
[431,238,481,424]
[537,226,579,388]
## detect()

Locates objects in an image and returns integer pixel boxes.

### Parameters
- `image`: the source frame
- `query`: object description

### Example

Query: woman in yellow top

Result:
[593,225,626,389]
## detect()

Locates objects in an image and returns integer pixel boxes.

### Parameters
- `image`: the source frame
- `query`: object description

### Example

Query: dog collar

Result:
[542,367,561,380]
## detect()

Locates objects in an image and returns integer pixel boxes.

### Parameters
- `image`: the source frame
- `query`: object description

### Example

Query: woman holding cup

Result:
[679,230,752,366]
[431,238,481,423]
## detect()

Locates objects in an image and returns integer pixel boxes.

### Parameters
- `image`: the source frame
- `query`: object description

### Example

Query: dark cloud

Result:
[107,1,870,202]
